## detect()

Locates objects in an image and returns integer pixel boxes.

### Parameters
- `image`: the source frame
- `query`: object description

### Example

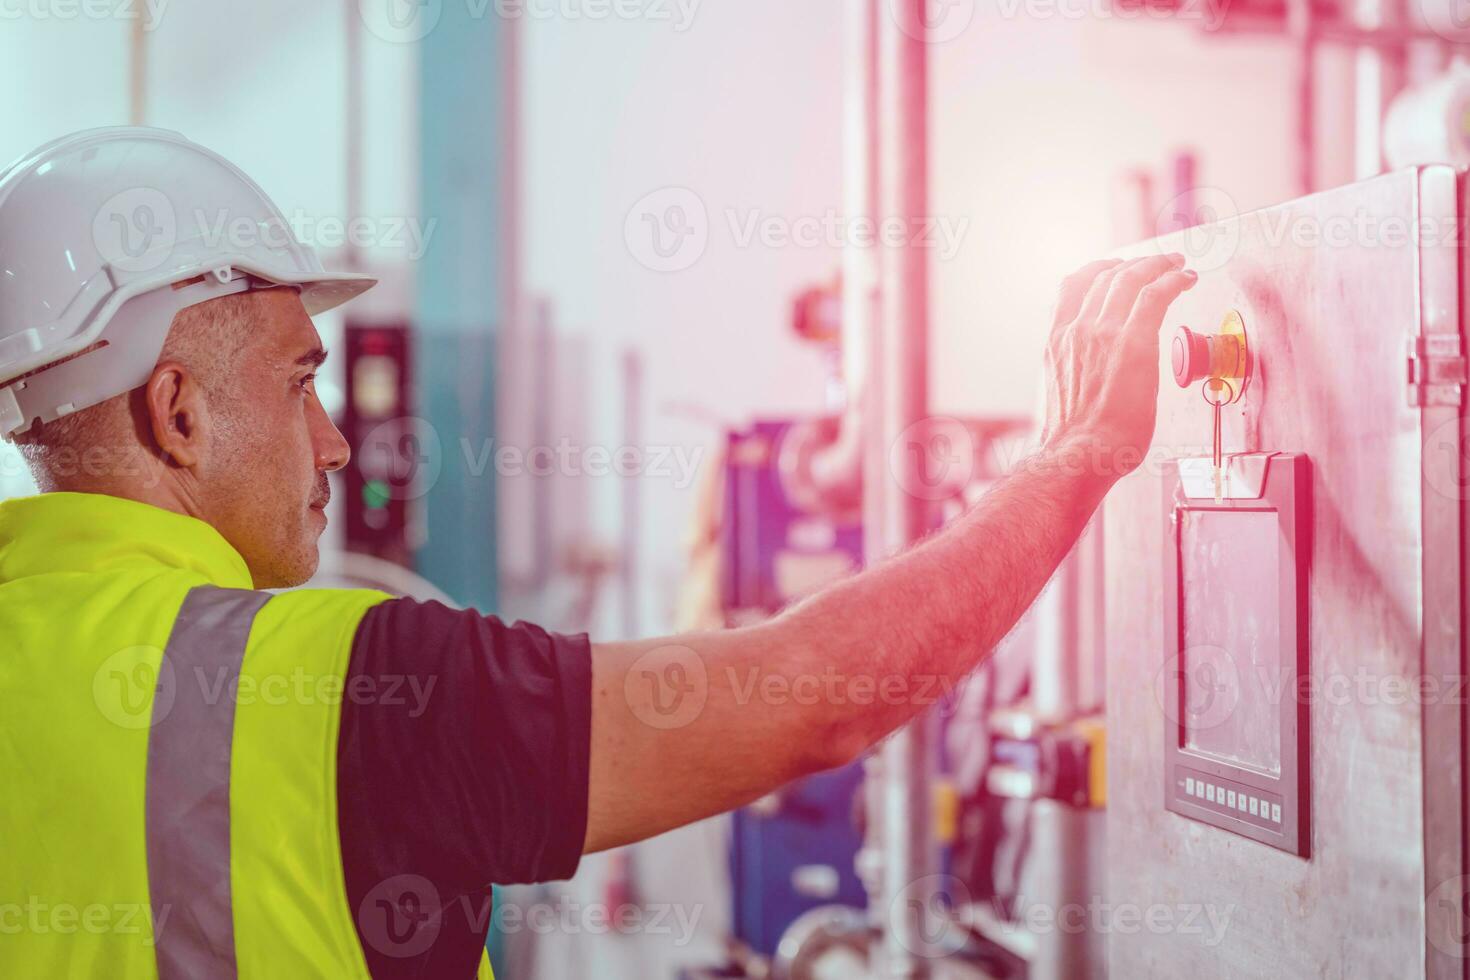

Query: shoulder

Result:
[246,587,396,655]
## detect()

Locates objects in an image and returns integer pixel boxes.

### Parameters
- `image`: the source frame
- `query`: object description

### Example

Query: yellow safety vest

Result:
[0,492,494,978]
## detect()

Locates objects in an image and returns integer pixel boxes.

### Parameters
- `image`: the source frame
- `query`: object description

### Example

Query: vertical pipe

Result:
[529,298,554,590]
[847,0,888,931]
[129,16,147,125]
[415,0,506,611]
[871,2,933,977]
[1032,551,1079,724]
[343,0,364,271]
[502,13,524,344]
[1286,0,1315,196]
[1353,0,1405,178]
[621,350,642,639]
[844,0,880,420]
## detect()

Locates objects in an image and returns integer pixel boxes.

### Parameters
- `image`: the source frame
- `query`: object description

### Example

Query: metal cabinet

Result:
[1105,167,1466,979]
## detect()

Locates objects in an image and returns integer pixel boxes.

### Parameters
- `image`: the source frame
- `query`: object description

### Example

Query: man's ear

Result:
[143,361,210,467]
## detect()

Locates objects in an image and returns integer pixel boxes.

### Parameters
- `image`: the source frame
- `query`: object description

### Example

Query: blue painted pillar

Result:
[415,4,512,613]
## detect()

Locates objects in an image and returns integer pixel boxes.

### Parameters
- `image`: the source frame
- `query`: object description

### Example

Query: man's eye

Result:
[297,373,317,390]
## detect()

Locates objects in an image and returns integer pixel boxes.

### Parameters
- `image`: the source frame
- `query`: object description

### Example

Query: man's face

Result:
[199,287,349,588]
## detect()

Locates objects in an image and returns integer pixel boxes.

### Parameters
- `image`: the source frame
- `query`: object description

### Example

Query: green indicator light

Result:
[362,480,391,510]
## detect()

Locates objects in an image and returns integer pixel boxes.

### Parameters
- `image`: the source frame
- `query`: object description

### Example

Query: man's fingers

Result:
[1124,268,1198,341]
[1070,259,1133,332]
[1052,259,1123,330]
[1098,253,1186,327]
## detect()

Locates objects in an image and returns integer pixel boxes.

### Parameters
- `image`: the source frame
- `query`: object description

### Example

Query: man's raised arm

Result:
[584,254,1196,854]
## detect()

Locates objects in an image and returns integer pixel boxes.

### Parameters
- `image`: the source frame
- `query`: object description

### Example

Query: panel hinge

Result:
[1407,335,1467,407]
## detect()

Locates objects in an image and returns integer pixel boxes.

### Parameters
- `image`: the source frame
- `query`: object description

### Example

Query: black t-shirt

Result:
[335,598,592,978]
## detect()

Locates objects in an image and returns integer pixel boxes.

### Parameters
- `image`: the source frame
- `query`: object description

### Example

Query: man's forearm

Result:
[584,255,1191,854]
[584,441,1109,854]
[771,437,1111,762]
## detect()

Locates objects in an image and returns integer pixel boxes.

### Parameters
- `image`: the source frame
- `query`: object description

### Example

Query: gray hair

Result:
[9,291,260,491]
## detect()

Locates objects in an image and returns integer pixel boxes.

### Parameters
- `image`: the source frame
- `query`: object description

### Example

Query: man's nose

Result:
[312,399,351,472]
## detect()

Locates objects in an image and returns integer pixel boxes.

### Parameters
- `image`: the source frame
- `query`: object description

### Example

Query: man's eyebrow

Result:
[295,347,329,369]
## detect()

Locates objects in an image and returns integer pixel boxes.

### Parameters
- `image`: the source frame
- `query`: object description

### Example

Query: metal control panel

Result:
[1162,451,1310,856]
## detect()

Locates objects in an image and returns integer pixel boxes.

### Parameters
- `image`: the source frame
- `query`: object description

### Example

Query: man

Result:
[0,128,1194,978]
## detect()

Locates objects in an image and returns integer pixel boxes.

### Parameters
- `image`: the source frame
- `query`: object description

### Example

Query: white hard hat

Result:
[0,126,377,436]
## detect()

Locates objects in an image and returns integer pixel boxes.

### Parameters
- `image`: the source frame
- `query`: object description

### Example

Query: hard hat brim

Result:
[277,272,379,317]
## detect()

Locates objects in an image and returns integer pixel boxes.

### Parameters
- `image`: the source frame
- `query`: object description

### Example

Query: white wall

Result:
[522,2,1336,636]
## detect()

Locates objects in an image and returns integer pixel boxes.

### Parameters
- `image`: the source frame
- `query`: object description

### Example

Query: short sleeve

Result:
[336,598,592,978]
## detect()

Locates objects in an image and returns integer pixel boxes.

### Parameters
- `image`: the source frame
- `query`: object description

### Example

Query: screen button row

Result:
[1184,776,1280,824]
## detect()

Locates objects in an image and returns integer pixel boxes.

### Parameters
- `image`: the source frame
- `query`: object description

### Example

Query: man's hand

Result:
[581,254,1197,855]
[1040,254,1197,479]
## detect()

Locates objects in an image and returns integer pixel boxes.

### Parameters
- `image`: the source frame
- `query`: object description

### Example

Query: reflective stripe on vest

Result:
[146,586,271,980]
